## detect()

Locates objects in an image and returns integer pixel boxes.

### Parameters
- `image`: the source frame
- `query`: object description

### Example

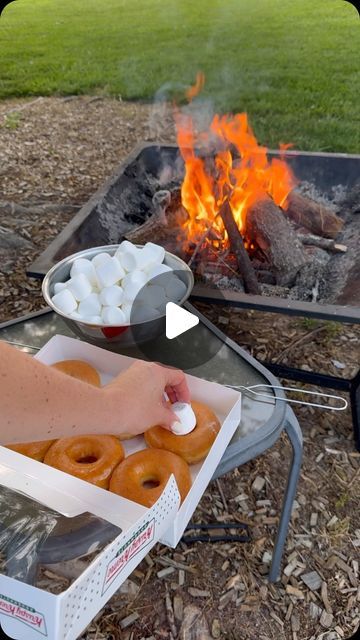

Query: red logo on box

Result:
[0,595,47,636]
[102,519,155,594]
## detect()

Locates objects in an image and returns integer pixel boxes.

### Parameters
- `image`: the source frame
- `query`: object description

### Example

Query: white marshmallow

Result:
[165,276,187,301]
[99,285,124,306]
[102,306,126,325]
[123,280,146,303]
[116,250,138,273]
[122,270,148,289]
[121,303,133,322]
[53,281,67,294]
[67,273,93,301]
[96,257,125,288]
[70,258,98,286]
[140,284,166,309]
[91,252,112,268]
[70,311,82,320]
[171,402,197,435]
[143,242,165,264]
[146,263,173,281]
[52,289,78,315]
[117,240,138,255]
[78,293,101,317]
[52,288,77,313]
[132,304,160,323]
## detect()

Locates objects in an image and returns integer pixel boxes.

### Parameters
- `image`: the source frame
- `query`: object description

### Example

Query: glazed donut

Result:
[51,359,101,387]
[6,439,56,462]
[44,435,124,488]
[144,400,220,464]
[109,448,191,507]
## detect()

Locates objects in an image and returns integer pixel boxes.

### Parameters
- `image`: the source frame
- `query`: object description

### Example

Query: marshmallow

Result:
[53,281,67,294]
[116,250,138,273]
[52,289,78,315]
[78,293,101,317]
[123,279,146,303]
[121,303,133,323]
[131,304,160,323]
[140,284,166,309]
[70,311,82,320]
[171,403,197,435]
[70,258,98,286]
[96,257,125,288]
[91,252,112,268]
[99,284,124,306]
[115,242,140,272]
[117,240,138,255]
[143,242,165,265]
[122,270,148,289]
[67,273,93,301]
[101,306,126,325]
[146,263,173,281]
[165,276,187,301]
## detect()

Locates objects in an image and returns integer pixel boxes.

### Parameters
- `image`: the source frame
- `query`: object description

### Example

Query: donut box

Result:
[0,334,241,640]
[0,448,180,640]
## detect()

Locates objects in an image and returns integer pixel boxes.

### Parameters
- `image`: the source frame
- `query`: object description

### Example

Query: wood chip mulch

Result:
[0,97,359,640]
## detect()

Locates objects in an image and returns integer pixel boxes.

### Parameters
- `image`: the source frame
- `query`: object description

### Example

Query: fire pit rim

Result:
[30,143,360,324]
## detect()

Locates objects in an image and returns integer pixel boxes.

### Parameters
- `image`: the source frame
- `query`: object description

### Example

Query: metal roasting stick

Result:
[1,340,348,411]
[227,383,348,411]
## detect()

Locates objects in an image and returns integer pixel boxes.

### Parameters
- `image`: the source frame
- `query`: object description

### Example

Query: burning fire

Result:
[175,75,297,247]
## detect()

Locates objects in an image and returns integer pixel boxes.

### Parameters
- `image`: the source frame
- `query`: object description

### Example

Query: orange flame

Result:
[176,80,297,247]
[185,72,205,102]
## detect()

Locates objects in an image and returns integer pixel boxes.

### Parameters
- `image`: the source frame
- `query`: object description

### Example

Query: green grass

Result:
[1,0,359,152]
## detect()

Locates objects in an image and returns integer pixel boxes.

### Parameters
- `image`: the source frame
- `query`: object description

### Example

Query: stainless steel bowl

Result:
[42,244,194,348]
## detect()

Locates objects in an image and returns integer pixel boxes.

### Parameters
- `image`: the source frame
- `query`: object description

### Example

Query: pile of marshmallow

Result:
[51,241,187,325]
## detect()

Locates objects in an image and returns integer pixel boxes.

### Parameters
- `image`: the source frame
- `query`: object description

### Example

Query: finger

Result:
[164,385,177,404]
[162,368,191,403]
[153,406,179,431]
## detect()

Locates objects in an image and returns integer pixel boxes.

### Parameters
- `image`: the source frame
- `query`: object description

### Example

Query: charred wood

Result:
[246,195,307,286]
[298,233,347,253]
[219,199,261,294]
[284,191,344,239]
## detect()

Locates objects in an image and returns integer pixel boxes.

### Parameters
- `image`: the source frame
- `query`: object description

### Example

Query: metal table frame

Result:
[192,288,360,451]
[0,306,303,583]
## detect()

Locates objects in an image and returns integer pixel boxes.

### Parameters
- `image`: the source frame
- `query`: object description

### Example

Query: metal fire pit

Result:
[28,143,360,323]
[27,144,360,447]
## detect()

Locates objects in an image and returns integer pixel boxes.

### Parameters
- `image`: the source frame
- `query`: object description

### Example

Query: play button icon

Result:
[166,302,199,339]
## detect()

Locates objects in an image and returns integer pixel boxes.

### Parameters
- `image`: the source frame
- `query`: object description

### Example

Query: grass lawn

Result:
[0,0,359,152]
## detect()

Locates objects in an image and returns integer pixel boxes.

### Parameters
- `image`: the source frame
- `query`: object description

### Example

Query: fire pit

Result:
[27,133,360,448]
[29,142,360,323]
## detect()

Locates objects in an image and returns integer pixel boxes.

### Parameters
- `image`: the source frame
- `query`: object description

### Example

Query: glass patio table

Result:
[0,303,302,582]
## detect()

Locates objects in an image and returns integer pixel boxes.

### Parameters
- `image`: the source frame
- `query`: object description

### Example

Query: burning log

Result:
[124,190,187,253]
[284,191,344,239]
[219,199,261,294]
[246,195,307,286]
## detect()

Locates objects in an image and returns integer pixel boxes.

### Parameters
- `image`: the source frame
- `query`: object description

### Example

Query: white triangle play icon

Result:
[166,302,199,339]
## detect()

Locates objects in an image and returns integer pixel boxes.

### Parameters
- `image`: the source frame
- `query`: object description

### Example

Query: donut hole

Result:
[76,455,98,464]
[68,441,102,465]
[142,477,161,490]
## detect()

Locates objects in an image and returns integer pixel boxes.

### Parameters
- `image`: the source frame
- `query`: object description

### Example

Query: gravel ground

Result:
[0,97,359,640]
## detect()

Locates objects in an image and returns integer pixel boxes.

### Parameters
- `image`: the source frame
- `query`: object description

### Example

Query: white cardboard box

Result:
[0,449,179,640]
[0,334,241,639]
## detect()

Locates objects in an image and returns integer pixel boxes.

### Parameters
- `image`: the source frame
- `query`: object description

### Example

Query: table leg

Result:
[269,407,303,582]
[350,369,360,451]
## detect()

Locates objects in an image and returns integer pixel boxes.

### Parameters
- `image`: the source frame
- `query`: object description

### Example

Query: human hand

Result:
[103,360,190,437]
